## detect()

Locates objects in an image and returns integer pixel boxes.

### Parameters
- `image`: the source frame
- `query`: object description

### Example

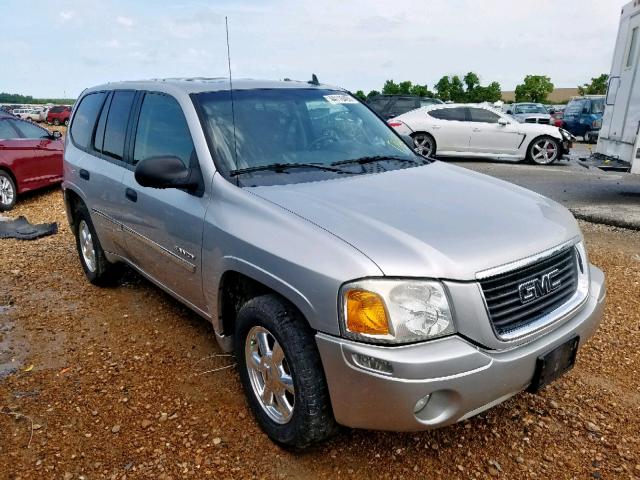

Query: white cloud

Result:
[116,16,134,28]
[59,10,75,22]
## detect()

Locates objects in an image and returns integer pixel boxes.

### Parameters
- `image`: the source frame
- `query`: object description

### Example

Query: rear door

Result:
[468,107,523,155]
[425,107,471,153]
[69,90,133,257]
[120,91,207,311]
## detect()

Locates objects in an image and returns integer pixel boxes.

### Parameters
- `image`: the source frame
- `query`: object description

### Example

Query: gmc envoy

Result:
[62,78,605,448]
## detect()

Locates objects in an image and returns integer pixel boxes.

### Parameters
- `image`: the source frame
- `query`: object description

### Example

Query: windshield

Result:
[514,104,547,114]
[590,98,605,114]
[195,88,418,185]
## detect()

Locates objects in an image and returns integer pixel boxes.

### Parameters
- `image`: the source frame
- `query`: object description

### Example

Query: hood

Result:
[249,162,580,280]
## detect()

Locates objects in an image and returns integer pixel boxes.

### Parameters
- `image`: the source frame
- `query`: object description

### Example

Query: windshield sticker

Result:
[323,94,358,104]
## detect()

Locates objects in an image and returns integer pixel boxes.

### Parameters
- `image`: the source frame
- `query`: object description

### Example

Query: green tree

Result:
[514,75,554,102]
[449,75,466,102]
[578,74,609,95]
[398,81,413,95]
[366,90,380,100]
[353,90,367,102]
[382,80,401,95]
[409,84,434,97]
[434,76,453,101]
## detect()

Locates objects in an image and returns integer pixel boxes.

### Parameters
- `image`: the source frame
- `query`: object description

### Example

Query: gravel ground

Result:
[1,189,639,480]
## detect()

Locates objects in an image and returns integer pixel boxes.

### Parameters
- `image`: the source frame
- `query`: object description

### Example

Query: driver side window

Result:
[468,108,500,123]
[12,120,49,139]
[133,93,195,168]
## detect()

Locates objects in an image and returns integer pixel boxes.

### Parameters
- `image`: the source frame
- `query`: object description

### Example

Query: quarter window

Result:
[70,92,107,148]
[133,93,194,167]
[468,108,500,123]
[102,91,135,160]
[428,107,467,121]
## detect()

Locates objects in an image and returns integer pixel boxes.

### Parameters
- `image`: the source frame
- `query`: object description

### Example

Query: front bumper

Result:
[316,265,605,431]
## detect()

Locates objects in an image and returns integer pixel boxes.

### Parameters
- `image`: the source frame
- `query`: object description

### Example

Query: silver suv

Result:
[63,78,605,448]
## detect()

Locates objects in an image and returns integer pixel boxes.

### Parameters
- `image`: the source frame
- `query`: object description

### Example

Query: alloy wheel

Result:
[78,220,97,272]
[245,325,295,424]
[531,138,559,164]
[412,134,434,158]
[0,176,15,207]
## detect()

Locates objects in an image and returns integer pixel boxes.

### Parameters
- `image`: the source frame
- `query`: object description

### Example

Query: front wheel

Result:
[527,136,561,165]
[53,118,60,126]
[63,119,69,127]
[411,132,436,158]
[234,295,336,448]
[0,171,17,211]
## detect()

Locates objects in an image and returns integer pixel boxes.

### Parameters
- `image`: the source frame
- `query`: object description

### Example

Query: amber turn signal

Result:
[345,289,389,335]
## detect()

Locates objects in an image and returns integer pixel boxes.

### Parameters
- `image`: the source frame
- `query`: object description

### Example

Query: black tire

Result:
[526,135,561,165]
[63,119,69,127]
[53,118,60,126]
[411,132,437,158]
[234,294,336,448]
[73,204,122,286]
[0,170,17,212]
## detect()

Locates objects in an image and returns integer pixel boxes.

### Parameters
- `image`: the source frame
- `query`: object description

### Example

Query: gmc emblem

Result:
[518,269,562,304]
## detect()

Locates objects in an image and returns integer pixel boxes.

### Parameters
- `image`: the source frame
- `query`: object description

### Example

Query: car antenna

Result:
[308,73,320,86]
[225,16,239,180]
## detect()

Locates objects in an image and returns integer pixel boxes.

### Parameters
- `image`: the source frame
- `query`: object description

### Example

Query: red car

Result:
[46,105,72,126]
[0,116,63,211]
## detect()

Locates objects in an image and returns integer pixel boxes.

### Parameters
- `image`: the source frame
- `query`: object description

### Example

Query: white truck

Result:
[595,0,640,173]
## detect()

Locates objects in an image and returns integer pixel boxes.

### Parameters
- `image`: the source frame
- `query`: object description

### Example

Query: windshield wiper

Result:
[331,155,427,167]
[230,162,350,177]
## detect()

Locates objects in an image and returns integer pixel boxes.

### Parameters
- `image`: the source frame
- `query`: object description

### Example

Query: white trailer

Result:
[596,0,640,173]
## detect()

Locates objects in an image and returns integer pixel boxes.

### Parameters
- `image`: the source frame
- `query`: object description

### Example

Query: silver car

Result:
[506,102,553,124]
[62,78,605,448]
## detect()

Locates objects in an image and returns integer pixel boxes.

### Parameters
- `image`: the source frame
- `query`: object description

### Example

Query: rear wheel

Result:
[527,136,560,165]
[0,171,17,211]
[73,205,122,286]
[63,119,69,127]
[53,118,60,126]
[234,294,336,448]
[411,132,436,158]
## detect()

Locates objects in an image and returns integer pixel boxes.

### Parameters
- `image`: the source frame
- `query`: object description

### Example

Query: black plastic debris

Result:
[0,216,58,240]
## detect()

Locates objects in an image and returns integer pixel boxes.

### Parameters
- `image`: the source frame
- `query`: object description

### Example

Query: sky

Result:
[0,0,624,99]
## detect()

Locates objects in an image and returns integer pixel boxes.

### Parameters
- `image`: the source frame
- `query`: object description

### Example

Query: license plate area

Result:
[527,336,579,393]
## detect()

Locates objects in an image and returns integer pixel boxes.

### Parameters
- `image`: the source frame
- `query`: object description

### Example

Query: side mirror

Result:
[135,156,198,190]
[506,110,513,115]
[50,130,62,139]
[498,118,509,126]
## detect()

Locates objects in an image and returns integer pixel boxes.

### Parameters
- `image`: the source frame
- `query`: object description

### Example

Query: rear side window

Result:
[429,107,467,121]
[133,93,194,167]
[70,92,107,148]
[389,98,418,115]
[102,91,135,160]
[0,120,17,139]
[468,108,500,123]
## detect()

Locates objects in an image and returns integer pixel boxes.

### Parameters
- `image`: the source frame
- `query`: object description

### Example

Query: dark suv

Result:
[367,95,443,119]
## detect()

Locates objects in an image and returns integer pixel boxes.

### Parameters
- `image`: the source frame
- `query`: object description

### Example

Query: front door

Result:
[426,107,471,153]
[468,107,524,155]
[119,91,207,312]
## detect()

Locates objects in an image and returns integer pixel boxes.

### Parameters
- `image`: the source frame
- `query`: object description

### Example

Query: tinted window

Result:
[469,108,500,123]
[70,92,107,148]
[590,98,605,114]
[102,91,135,160]
[389,98,418,115]
[428,107,467,121]
[49,106,64,113]
[0,120,17,139]
[133,93,194,167]
[13,120,49,138]
[564,100,582,115]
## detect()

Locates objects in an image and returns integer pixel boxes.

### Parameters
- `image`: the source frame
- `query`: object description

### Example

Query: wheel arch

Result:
[62,187,86,229]
[216,269,314,352]
[0,165,19,193]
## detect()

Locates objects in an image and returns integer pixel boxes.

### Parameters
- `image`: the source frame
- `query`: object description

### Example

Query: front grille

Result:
[479,247,578,337]
[524,118,550,124]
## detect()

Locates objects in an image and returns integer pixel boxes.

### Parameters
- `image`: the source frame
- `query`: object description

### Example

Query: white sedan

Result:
[388,103,574,165]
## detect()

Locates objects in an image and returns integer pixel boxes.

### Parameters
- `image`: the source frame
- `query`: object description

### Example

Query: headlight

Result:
[339,279,455,344]
[592,119,602,129]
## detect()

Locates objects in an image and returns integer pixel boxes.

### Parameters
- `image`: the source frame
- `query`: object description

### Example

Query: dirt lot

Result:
[1,189,639,480]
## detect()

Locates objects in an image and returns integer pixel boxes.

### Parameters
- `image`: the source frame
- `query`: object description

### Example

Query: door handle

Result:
[472,128,482,132]
[79,169,90,180]
[125,188,138,202]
